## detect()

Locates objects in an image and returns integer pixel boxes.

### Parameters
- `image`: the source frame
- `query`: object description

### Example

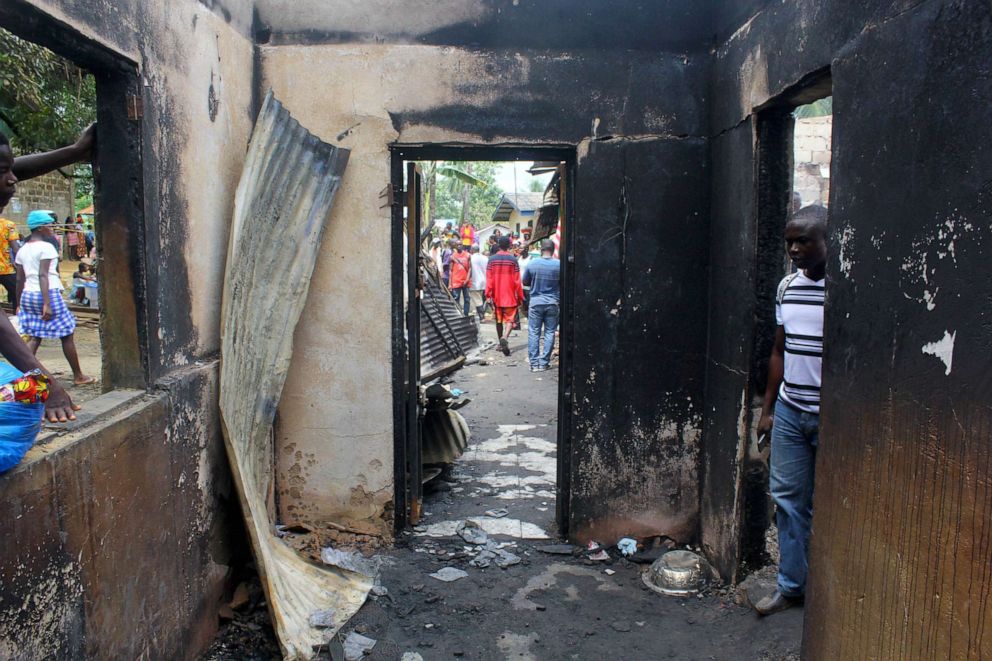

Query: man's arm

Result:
[14,265,24,313]
[521,263,532,287]
[13,124,95,181]
[0,314,79,422]
[757,325,785,435]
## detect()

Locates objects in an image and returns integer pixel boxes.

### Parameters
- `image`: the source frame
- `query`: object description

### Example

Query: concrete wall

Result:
[3,171,74,228]
[793,116,831,208]
[707,0,992,656]
[260,36,712,543]
[0,0,256,657]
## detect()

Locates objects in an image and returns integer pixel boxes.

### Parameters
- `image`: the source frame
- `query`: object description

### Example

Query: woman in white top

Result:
[15,210,94,385]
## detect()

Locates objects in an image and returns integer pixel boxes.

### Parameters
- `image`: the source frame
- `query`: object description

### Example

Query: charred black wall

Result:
[707,0,992,656]
[257,0,713,52]
[568,136,709,543]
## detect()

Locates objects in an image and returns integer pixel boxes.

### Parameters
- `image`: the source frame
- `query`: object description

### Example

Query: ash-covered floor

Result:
[204,323,803,660]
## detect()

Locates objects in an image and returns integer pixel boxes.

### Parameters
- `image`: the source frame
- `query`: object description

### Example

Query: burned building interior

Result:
[0,0,989,659]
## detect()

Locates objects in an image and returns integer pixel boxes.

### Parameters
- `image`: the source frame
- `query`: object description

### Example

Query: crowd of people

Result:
[430,220,561,372]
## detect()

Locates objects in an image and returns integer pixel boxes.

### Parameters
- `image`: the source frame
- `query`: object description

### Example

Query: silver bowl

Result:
[642,550,708,596]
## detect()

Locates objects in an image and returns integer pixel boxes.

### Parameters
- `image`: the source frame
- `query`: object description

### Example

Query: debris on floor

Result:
[342,631,377,660]
[429,567,468,582]
[455,519,488,545]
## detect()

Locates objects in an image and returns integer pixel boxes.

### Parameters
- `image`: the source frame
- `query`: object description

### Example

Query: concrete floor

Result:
[204,321,804,660]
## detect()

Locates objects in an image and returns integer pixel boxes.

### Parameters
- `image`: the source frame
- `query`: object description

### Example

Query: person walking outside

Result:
[469,244,488,322]
[15,210,95,386]
[522,239,560,372]
[753,204,828,616]
[0,212,22,304]
[441,238,456,287]
[448,242,472,316]
[484,235,523,356]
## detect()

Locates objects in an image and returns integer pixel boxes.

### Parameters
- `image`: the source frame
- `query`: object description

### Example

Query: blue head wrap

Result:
[26,210,55,230]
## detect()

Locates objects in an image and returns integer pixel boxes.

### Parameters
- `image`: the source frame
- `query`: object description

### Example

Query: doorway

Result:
[390,145,575,541]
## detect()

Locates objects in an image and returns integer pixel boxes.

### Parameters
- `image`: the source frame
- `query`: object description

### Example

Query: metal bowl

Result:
[641,550,708,596]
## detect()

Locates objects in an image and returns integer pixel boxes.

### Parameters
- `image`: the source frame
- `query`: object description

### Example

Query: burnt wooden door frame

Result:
[390,144,576,535]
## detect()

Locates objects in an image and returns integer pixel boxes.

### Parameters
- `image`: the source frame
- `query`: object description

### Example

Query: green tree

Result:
[794,97,832,119]
[0,27,96,203]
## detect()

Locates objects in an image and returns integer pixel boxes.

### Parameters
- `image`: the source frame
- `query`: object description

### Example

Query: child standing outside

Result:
[15,210,95,386]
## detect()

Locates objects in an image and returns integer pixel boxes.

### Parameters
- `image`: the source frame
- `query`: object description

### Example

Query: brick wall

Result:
[794,116,832,207]
[3,171,76,232]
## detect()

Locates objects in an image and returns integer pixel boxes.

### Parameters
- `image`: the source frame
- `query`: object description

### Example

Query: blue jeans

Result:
[770,399,819,597]
[451,286,470,315]
[527,303,559,368]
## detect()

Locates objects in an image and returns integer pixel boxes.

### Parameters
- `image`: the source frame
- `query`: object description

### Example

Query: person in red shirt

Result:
[484,235,524,355]
[448,242,472,316]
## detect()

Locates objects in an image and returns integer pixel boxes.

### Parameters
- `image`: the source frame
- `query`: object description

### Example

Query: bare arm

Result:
[12,124,95,181]
[0,314,78,421]
[14,265,24,313]
[38,260,52,321]
[757,325,785,435]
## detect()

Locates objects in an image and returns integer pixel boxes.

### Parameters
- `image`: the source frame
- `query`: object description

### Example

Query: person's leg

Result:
[769,401,816,598]
[503,308,516,340]
[540,303,560,368]
[60,334,93,384]
[0,274,15,305]
[27,337,41,354]
[460,287,470,315]
[527,304,544,367]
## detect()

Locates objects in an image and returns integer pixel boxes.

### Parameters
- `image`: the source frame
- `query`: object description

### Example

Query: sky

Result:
[494,162,554,195]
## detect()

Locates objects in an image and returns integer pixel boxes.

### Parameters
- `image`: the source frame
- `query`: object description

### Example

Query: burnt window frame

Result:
[1,1,150,393]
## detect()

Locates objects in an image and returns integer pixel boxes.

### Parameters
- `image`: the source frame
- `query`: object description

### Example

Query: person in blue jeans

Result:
[754,205,828,616]
[521,239,560,372]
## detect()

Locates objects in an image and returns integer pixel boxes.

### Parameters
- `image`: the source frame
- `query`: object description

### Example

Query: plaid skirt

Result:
[18,290,76,339]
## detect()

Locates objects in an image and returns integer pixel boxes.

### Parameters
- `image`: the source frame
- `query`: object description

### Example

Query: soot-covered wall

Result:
[259,0,713,543]
[1,0,255,657]
[709,0,992,657]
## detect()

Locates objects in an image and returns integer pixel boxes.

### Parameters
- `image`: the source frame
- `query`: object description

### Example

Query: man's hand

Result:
[73,123,97,160]
[44,381,79,423]
[757,410,774,436]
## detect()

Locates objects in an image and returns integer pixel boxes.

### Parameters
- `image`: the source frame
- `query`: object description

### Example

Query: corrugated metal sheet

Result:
[219,90,369,659]
[419,256,478,382]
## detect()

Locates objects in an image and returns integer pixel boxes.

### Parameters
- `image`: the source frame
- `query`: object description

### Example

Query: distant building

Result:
[491,192,544,237]
[2,170,75,232]
[475,222,512,248]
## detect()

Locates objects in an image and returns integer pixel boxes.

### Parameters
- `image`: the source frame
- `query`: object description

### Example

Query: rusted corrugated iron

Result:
[219,91,369,659]
[419,256,478,382]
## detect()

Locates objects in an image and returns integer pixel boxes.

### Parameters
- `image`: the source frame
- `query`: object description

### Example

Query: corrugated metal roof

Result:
[419,255,478,382]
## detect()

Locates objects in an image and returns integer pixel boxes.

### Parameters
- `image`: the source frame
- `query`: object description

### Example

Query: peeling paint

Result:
[921,330,955,376]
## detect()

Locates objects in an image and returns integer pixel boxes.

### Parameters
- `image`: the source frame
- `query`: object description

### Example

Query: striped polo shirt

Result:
[776,271,824,414]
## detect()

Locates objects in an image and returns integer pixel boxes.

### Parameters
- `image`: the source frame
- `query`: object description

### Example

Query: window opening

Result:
[0,7,148,427]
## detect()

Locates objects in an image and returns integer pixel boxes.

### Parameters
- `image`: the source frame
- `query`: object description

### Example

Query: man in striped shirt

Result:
[754,205,828,616]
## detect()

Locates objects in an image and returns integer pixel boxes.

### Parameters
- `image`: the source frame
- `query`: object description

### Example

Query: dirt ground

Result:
[203,321,804,660]
[3,258,102,405]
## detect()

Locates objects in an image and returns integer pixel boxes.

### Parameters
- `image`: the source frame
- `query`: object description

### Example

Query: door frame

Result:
[389,144,576,535]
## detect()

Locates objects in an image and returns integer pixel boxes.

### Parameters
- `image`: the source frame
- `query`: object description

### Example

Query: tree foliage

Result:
[0,27,96,203]
[794,97,832,119]
[419,161,503,231]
